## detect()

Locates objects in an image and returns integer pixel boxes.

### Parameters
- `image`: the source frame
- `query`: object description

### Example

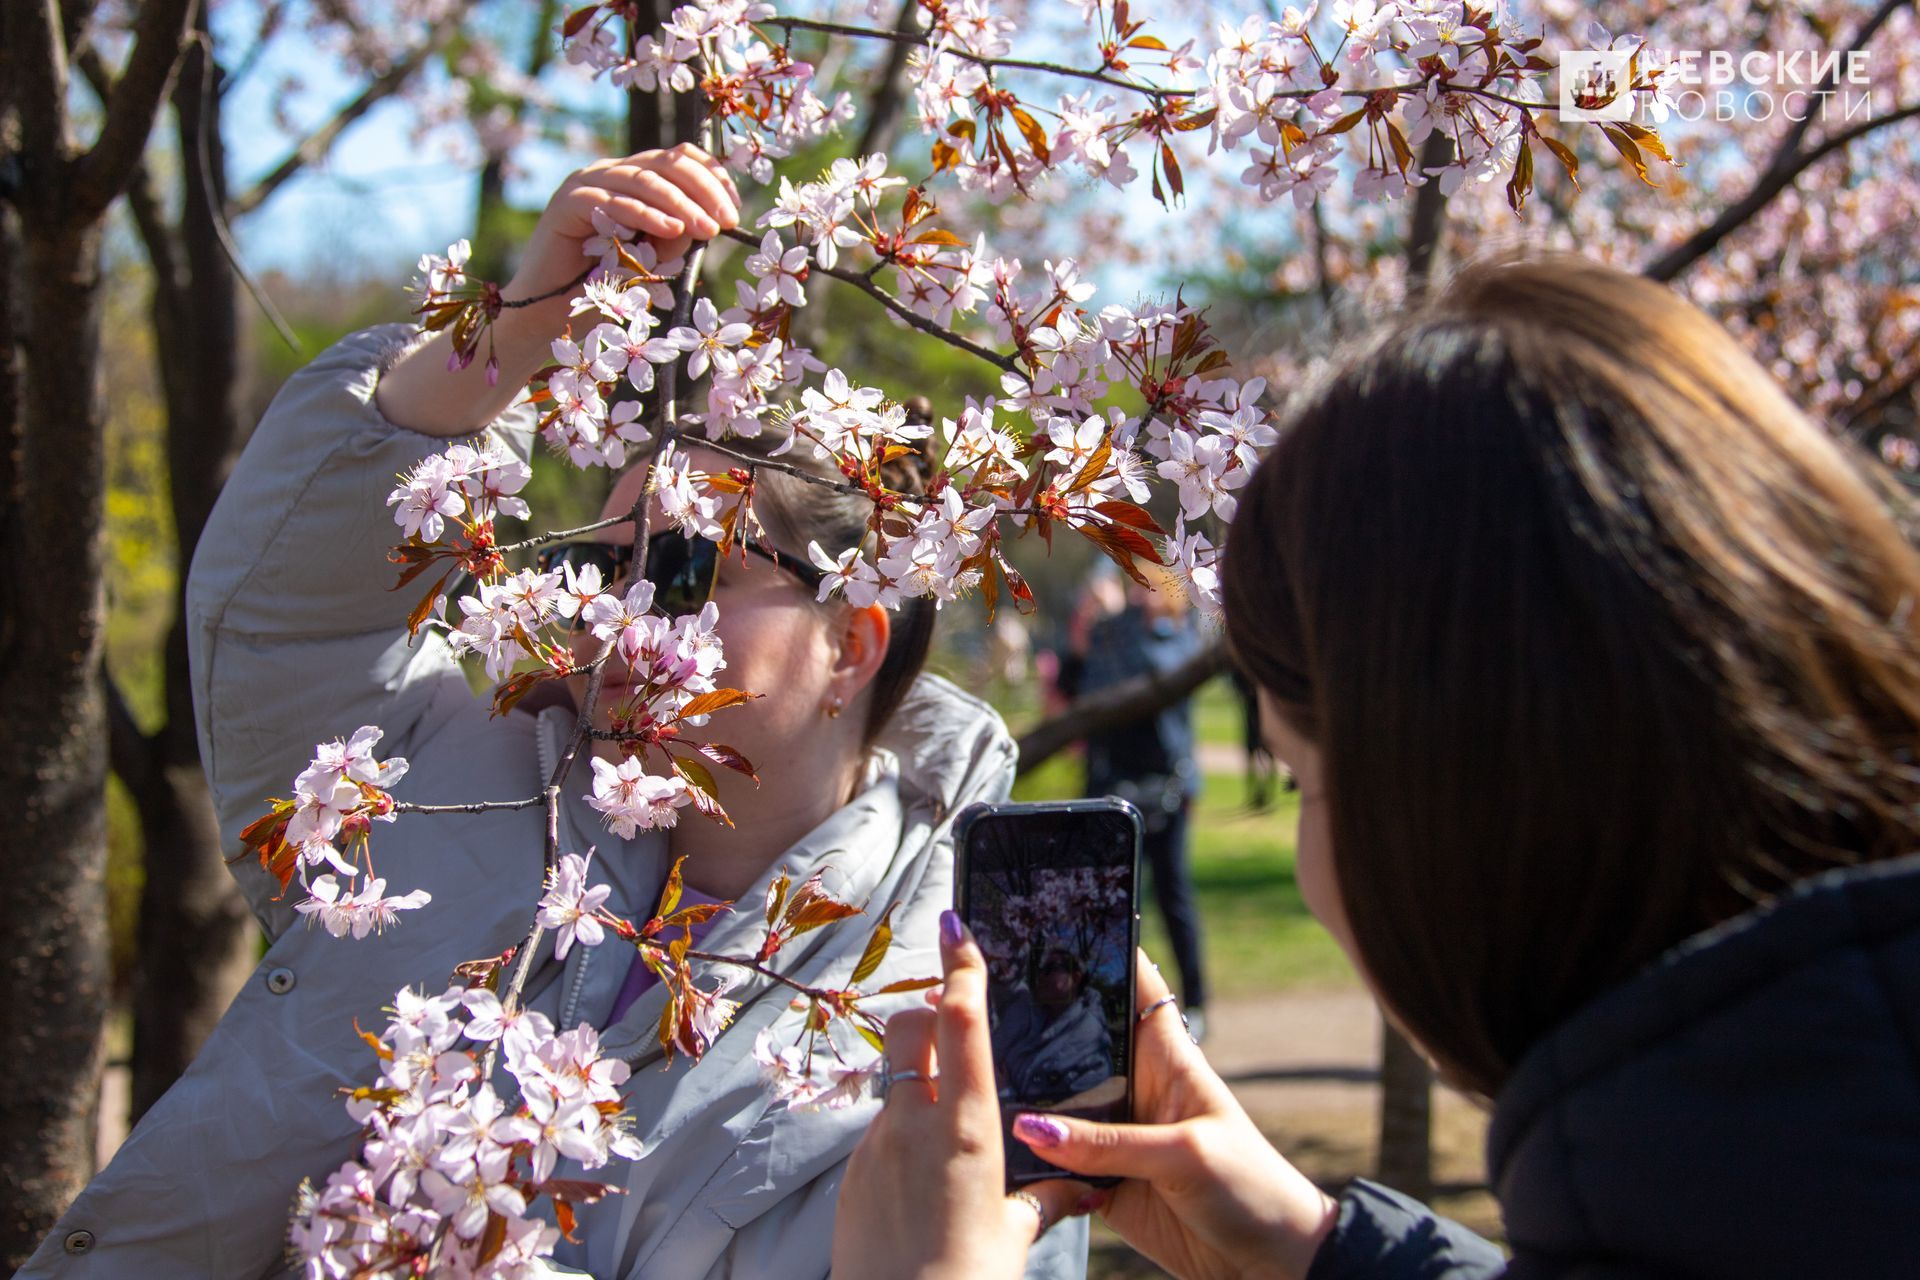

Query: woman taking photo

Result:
[833,254,1920,1279]
[19,145,1086,1280]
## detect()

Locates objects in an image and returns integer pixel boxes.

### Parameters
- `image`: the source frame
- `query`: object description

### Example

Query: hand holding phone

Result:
[953,799,1143,1189]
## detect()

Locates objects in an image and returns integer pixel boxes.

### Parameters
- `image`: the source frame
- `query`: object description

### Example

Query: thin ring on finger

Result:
[1011,1190,1049,1236]
[1137,993,1180,1025]
[871,1068,938,1102]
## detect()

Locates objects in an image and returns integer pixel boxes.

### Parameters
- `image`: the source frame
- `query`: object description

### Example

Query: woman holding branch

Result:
[20,146,1086,1280]
[833,255,1920,1279]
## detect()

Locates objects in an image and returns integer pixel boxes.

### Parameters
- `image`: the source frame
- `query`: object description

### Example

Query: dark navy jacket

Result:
[1307,853,1920,1279]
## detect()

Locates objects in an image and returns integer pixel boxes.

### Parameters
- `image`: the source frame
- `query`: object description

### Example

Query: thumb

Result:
[1011,1110,1197,1182]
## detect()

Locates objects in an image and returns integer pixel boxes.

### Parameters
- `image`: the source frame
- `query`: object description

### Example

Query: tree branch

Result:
[105,670,159,809]
[1015,638,1227,775]
[70,0,198,219]
[850,0,924,162]
[228,11,459,218]
[1643,100,1920,282]
[4,0,70,199]
[720,226,1016,373]
[1640,0,1916,285]
[762,15,1185,100]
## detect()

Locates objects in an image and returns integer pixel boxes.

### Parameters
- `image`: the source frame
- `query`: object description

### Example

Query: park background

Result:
[6,0,1918,1271]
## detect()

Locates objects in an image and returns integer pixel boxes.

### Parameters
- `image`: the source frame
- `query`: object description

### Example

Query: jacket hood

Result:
[1489,852,1920,1278]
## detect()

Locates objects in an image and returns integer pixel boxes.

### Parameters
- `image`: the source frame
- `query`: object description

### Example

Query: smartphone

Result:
[953,798,1142,1190]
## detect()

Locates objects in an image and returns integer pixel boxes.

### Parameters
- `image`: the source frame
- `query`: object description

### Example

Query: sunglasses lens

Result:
[646,535,717,615]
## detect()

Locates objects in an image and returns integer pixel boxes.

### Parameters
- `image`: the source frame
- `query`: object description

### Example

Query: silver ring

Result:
[1012,1189,1049,1234]
[1137,993,1179,1024]
[870,1068,932,1100]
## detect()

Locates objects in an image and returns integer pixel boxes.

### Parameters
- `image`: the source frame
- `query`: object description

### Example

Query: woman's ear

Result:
[830,603,891,700]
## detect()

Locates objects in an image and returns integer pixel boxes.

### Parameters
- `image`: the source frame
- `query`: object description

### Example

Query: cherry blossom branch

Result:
[483,783,563,1079]
[1645,99,1920,282]
[761,14,1185,100]
[719,226,1017,373]
[495,514,630,556]
[392,797,546,815]
[680,947,827,998]
[689,436,1053,522]
[501,264,598,310]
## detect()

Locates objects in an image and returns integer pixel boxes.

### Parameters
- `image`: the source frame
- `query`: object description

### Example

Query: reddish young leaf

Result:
[665,901,731,928]
[656,855,687,920]
[560,4,601,38]
[694,741,759,782]
[1092,499,1168,538]
[674,688,759,721]
[763,869,792,930]
[1069,440,1113,494]
[851,903,898,985]
[1011,106,1052,163]
[1539,133,1582,189]
[873,975,943,995]
[1506,135,1536,212]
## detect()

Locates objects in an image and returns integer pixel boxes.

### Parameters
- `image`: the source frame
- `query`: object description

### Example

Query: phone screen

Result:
[956,801,1140,1188]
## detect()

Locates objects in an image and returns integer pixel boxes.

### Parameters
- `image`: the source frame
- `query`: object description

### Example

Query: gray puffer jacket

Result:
[20,325,1087,1280]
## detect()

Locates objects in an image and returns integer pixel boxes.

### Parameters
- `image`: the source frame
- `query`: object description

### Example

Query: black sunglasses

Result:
[537,532,827,616]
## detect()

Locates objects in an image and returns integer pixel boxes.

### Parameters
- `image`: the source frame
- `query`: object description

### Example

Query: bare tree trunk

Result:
[0,209,115,1273]
[0,0,196,1262]
[1376,1022,1434,1200]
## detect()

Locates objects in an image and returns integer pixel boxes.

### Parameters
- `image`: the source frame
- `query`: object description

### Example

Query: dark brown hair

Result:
[1222,254,1920,1097]
[708,404,939,749]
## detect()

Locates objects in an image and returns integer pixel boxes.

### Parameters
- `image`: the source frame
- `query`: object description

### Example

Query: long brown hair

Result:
[1222,254,1920,1097]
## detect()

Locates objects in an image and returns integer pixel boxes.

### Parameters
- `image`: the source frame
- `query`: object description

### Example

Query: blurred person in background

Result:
[1058,564,1208,1041]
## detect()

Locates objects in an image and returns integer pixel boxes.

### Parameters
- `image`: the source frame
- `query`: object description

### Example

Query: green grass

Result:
[1011,761,1352,1000]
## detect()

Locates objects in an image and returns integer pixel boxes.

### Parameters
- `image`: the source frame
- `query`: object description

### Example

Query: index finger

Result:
[933,910,1000,1122]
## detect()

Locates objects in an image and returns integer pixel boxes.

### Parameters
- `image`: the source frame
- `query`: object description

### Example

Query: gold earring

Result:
[826,695,845,719]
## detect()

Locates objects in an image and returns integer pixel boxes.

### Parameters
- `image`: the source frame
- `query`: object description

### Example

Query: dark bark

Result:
[850,0,920,162]
[0,209,116,1275]
[0,0,196,1263]
[1014,639,1226,775]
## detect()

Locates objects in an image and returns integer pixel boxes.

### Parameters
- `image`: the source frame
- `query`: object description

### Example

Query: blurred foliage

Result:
[100,235,173,995]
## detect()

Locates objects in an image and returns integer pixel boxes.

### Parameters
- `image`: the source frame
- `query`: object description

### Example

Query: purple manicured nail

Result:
[940,909,965,948]
[1013,1113,1068,1148]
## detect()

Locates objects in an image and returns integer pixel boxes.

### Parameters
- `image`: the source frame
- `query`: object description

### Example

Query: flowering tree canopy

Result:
[241,0,1919,1273]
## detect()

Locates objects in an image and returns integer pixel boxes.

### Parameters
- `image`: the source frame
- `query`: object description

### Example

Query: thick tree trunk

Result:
[0,212,113,1271]
[1375,1020,1434,1200]
[123,26,256,1123]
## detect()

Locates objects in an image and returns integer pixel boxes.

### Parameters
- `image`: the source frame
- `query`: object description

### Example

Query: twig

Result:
[392,797,546,815]
[719,226,1017,373]
[483,785,562,1079]
[761,15,1185,100]
[495,514,631,556]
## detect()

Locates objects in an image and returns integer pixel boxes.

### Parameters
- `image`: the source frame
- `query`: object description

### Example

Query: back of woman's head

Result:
[1223,253,1920,1097]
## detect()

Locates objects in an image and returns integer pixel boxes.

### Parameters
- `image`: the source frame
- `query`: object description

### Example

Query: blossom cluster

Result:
[238,727,432,935]
[289,984,642,1279]
[563,0,851,182]
[562,0,1674,214]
